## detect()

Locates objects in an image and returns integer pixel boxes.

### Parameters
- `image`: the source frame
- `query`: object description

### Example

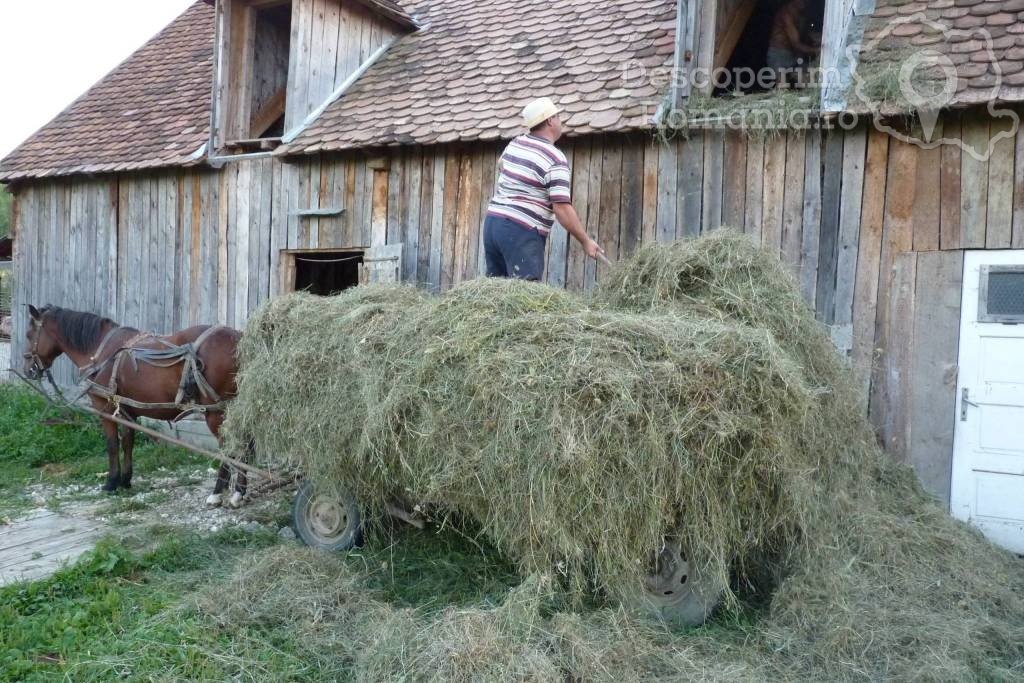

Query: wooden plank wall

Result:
[284,0,402,131]
[10,108,1024,506]
[13,179,117,386]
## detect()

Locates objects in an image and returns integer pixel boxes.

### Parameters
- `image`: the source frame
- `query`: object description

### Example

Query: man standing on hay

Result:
[483,97,605,281]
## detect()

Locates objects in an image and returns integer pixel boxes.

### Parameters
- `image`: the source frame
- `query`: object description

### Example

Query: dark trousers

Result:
[483,215,547,281]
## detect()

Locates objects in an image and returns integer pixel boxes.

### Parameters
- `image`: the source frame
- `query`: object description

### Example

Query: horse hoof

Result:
[206,493,224,508]
[227,491,245,509]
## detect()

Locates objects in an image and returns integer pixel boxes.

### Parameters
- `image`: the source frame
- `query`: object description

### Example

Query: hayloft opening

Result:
[248,3,291,139]
[716,0,825,95]
[220,0,292,153]
[293,251,364,296]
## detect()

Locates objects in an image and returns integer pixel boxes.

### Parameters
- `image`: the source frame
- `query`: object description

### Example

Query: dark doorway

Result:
[720,0,825,95]
[294,251,364,296]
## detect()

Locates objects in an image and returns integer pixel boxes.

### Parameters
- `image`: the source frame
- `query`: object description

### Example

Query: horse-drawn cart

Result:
[17,300,724,628]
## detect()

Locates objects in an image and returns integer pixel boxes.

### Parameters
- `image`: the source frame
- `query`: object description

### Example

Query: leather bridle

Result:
[23,317,48,381]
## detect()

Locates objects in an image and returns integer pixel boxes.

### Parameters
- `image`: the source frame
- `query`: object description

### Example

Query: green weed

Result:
[347,522,521,611]
[0,527,291,682]
[0,385,208,516]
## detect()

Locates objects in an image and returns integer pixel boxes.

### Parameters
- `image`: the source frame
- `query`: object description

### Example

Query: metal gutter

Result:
[281,38,398,146]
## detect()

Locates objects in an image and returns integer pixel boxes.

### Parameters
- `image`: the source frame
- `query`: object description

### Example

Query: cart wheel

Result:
[292,479,363,552]
[616,538,722,628]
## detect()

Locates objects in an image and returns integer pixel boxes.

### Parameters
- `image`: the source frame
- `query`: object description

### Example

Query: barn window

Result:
[284,250,365,296]
[717,0,826,95]
[979,266,1024,324]
[216,0,292,154]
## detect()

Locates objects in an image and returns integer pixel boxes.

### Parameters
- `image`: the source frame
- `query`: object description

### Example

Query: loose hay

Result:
[226,274,817,599]
[224,231,1024,680]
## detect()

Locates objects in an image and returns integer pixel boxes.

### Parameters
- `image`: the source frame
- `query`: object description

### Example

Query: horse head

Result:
[23,304,62,380]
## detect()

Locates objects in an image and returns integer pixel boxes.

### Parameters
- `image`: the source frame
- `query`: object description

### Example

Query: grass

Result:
[0,384,208,516]
[346,522,522,611]
[0,523,527,682]
[0,528,284,682]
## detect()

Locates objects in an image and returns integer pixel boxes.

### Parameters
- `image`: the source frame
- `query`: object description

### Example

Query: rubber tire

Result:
[616,541,723,628]
[292,479,363,552]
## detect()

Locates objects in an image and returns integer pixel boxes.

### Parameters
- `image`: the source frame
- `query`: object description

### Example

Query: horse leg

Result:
[119,424,135,489]
[100,418,121,493]
[204,412,231,508]
[229,441,254,509]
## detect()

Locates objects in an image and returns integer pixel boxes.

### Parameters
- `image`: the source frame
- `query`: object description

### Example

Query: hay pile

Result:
[227,254,819,599]
[224,232,1024,680]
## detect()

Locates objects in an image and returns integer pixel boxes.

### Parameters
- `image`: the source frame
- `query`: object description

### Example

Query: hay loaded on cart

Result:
[225,232,877,627]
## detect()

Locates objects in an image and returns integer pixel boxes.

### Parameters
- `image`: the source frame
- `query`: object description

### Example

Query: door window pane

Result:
[981,267,1024,322]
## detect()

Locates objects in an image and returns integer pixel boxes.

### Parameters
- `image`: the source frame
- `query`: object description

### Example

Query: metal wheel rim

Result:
[643,540,695,609]
[306,495,351,542]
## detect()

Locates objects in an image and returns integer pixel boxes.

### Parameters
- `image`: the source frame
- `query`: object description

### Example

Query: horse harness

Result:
[78,325,230,421]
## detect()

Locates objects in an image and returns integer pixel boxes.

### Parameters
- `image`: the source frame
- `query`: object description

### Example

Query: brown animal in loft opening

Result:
[23,305,249,507]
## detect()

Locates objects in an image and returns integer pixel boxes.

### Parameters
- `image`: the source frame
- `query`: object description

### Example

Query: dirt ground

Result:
[18,466,298,539]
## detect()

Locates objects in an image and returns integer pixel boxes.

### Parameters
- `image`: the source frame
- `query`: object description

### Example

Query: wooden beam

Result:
[1013,115,1024,248]
[714,0,756,70]
[695,0,718,96]
[834,127,867,351]
[912,121,941,252]
[908,250,963,508]
[670,0,694,104]
[986,116,1015,248]
[851,128,889,393]
[248,0,291,8]
[939,112,962,249]
[250,87,287,138]
[960,110,990,248]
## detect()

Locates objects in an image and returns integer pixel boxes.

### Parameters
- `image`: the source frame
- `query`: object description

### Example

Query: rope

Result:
[293,254,364,264]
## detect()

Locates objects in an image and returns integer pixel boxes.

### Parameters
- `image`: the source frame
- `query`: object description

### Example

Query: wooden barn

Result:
[3,0,1024,551]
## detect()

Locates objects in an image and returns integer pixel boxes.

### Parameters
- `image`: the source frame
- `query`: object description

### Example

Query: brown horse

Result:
[23,304,248,506]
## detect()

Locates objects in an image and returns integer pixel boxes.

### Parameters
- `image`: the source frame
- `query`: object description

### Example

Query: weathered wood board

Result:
[0,511,103,586]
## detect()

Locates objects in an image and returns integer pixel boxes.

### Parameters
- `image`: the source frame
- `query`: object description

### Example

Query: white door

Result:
[951,250,1024,553]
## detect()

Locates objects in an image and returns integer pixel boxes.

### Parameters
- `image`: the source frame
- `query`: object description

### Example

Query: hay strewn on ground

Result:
[224,232,1024,680]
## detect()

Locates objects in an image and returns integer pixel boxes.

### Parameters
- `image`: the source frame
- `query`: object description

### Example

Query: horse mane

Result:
[42,306,117,354]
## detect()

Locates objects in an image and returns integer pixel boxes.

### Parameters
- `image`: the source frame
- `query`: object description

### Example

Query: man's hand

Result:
[584,238,606,262]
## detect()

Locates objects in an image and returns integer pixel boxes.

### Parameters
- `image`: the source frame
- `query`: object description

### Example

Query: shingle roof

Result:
[0,1,214,182]
[10,0,1019,182]
[355,0,419,28]
[1,0,672,180]
[281,0,676,155]
[857,0,1024,107]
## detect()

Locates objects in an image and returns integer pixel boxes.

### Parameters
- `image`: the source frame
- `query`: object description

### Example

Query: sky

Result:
[0,0,196,159]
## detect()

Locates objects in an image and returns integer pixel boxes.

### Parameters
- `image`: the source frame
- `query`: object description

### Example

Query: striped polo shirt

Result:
[487,135,572,236]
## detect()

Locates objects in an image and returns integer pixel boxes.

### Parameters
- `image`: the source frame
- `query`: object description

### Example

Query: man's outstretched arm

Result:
[553,202,605,261]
